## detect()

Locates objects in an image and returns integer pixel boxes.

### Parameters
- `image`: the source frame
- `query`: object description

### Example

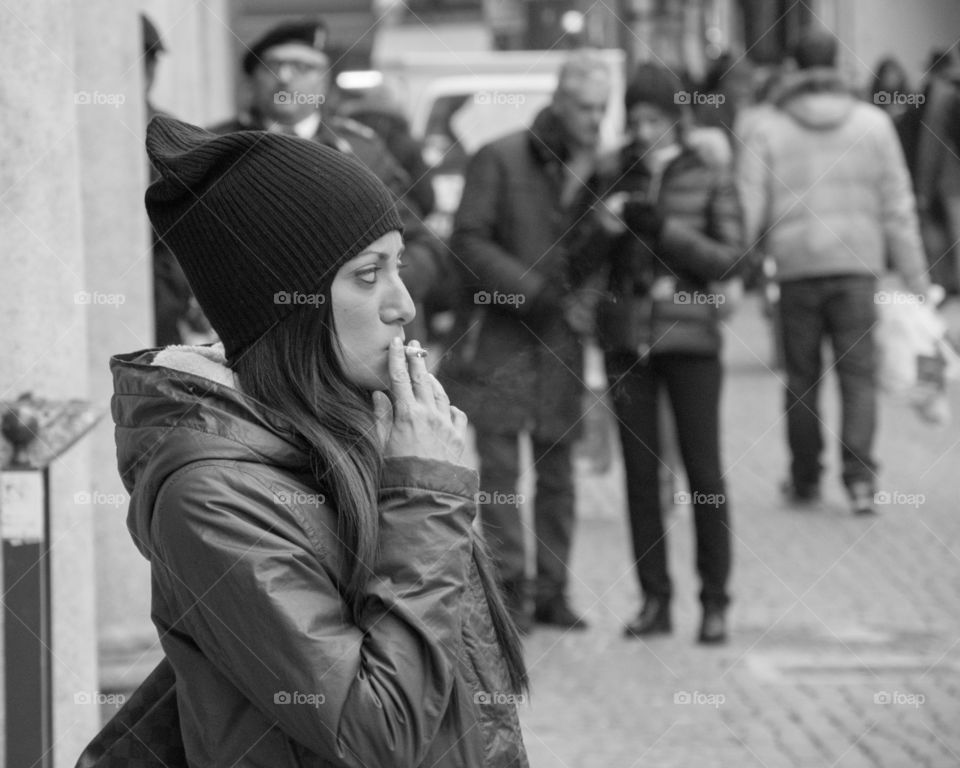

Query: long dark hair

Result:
[233,301,527,693]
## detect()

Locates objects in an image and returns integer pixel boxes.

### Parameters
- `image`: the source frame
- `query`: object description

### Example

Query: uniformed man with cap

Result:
[210,19,444,326]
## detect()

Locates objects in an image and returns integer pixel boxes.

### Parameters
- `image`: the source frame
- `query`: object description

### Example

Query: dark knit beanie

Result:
[242,19,328,75]
[145,115,403,359]
[791,28,838,70]
[624,63,685,116]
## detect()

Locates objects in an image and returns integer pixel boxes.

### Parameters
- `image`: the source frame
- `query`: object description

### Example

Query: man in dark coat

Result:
[209,19,443,334]
[142,13,212,346]
[441,51,612,632]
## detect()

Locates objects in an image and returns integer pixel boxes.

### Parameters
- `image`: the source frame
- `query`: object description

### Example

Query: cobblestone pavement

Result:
[513,296,960,768]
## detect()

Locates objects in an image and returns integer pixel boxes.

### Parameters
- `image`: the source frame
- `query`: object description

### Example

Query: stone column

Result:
[0,2,97,766]
[72,1,157,704]
[141,0,236,125]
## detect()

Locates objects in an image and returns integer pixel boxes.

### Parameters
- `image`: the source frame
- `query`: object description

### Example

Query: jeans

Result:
[606,352,731,608]
[474,431,576,604]
[778,275,878,494]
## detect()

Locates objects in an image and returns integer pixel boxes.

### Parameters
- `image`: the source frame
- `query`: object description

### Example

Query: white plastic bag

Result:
[875,284,960,425]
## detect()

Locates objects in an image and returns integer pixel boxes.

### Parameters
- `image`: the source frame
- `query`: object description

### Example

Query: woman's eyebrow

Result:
[355,248,404,261]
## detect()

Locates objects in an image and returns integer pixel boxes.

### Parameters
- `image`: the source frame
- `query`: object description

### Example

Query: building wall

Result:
[837,0,960,89]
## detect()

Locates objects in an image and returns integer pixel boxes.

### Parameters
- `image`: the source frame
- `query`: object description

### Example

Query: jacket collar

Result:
[528,106,572,166]
[773,67,850,105]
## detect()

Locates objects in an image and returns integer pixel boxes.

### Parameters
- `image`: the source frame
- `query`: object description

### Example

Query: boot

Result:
[623,597,671,638]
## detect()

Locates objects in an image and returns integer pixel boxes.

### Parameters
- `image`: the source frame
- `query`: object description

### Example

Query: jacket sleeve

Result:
[735,117,772,254]
[152,456,479,768]
[657,165,746,282]
[450,143,556,313]
[875,112,929,293]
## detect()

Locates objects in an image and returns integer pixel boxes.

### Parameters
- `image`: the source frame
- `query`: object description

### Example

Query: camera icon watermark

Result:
[873,490,925,509]
[873,91,924,108]
[873,690,924,708]
[474,91,526,108]
[474,290,526,307]
[74,90,126,108]
[673,491,725,508]
[74,690,126,708]
[74,490,129,508]
[874,290,926,305]
[473,690,526,705]
[475,491,526,507]
[274,690,325,708]
[674,91,725,107]
[75,291,126,308]
[674,690,725,708]
[274,290,325,307]
[273,490,326,507]
[675,291,725,307]
[274,91,325,106]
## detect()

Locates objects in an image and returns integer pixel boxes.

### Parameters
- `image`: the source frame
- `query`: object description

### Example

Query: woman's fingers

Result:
[404,339,433,404]
[429,374,450,408]
[388,336,414,405]
[371,390,393,450]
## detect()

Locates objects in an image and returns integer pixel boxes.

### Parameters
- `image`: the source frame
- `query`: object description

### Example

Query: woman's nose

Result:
[383,274,416,326]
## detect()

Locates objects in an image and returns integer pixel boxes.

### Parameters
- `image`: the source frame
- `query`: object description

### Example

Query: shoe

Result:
[533,597,588,631]
[848,482,877,516]
[623,598,672,638]
[697,605,727,645]
[780,478,820,506]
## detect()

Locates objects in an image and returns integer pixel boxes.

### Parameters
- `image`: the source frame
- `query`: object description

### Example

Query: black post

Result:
[2,470,52,768]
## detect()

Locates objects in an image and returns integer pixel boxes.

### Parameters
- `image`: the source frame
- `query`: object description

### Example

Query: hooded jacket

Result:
[737,68,927,289]
[111,344,528,767]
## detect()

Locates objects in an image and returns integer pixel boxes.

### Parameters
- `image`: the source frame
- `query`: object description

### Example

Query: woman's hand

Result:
[594,192,630,235]
[373,338,468,464]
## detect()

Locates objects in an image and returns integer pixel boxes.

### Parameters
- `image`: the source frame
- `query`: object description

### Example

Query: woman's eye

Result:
[357,268,379,284]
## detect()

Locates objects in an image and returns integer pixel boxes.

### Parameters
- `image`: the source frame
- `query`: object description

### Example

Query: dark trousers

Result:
[607,352,731,608]
[778,275,878,493]
[474,431,575,604]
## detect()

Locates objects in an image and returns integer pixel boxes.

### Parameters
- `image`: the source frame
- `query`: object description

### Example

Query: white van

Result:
[371,49,626,237]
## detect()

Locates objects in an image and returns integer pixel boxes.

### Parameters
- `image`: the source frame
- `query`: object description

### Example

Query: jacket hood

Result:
[111,343,309,559]
[775,67,857,129]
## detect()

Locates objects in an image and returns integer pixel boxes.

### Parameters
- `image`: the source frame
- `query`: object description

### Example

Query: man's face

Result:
[552,72,610,150]
[249,42,330,125]
[628,103,679,153]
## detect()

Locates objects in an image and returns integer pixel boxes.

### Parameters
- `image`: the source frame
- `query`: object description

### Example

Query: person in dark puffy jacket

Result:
[109,116,528,767]
[571,63,744,645]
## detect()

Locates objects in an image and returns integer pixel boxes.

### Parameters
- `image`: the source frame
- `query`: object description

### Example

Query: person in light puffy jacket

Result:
[737,29,929,515]
[108,115,528,767]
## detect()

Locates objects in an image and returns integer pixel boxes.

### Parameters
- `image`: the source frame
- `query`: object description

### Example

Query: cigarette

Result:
[403,345,428,359]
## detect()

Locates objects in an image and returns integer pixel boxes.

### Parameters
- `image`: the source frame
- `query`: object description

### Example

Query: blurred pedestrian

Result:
[440,50,613,633]
[737,29,929,515]
[694,52,756,141]
[910,49,960,294]
[339,83,436,217]
[869,56,911,121]
[570,62,744,644]
[140,13,212,346]
[108,115,528,766]
[211,17,445,340]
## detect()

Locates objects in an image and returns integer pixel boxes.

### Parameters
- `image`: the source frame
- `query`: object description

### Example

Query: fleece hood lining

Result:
[152,342,238,390]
